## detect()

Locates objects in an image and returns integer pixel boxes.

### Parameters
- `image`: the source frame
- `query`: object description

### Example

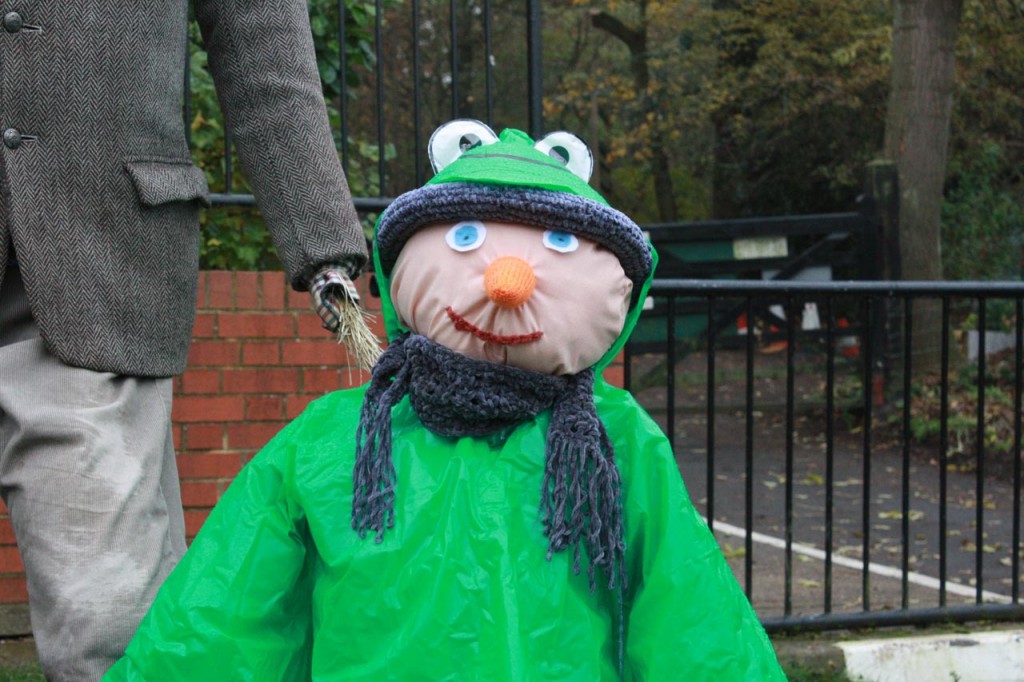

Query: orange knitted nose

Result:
[484,256,536,308]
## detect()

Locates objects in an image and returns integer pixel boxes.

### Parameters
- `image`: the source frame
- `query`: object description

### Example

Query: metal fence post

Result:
[865,160,901,403]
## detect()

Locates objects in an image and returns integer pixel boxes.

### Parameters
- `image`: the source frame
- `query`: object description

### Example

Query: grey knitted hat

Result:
[374,124,653,302]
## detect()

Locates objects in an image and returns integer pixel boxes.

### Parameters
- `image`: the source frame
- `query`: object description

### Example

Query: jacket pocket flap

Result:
[126,160,212,207]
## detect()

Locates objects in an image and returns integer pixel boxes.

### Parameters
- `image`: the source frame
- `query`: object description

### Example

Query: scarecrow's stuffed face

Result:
[390,221,632,375]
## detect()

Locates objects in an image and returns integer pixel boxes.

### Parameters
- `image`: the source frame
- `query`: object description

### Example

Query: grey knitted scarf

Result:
[351,332,626,593]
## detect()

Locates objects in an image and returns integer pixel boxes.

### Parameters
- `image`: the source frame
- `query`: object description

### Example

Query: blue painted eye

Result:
[542,230,579,253]
[445,221,487,252]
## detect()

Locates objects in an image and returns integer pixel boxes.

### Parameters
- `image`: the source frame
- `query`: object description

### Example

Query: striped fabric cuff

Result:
[311,264,361,333]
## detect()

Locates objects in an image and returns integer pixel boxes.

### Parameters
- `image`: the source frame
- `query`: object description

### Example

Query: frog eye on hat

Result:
[534,131,593,182]
[429,119,499,172]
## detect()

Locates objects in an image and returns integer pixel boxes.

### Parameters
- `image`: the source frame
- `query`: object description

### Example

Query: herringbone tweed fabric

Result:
[0,1,367,377]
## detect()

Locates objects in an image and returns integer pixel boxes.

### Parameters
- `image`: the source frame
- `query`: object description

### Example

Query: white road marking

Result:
[707,517,1012,604]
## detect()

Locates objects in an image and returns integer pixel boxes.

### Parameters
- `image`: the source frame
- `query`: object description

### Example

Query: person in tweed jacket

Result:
[0,2,373,679]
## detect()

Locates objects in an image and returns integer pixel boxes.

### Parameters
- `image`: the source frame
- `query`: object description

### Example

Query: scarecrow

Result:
[104,121,785,681]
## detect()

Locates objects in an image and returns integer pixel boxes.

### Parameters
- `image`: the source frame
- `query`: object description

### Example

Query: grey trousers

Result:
[0,267,187,681]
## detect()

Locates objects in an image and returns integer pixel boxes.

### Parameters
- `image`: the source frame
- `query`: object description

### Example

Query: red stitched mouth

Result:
[445,306,543,345]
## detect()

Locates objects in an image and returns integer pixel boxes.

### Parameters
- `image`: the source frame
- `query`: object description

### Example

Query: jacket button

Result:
[3,129,22,150]
[2,12,22,33]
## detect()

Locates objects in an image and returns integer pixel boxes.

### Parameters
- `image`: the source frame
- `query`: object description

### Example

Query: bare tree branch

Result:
[589,10,645,55]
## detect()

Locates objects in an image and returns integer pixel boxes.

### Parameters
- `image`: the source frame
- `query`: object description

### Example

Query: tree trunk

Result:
[883,0,963,370]
[591,3,678,222]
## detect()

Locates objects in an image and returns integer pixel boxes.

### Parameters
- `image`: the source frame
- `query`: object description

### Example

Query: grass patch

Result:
[782,660,850,681]
[0,666,43,682]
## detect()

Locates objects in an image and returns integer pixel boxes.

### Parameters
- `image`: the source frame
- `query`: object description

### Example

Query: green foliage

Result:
[547,0,1024,274]
[308,0,378,97]
[941,143,1024,281]
[878,346,1021,475]
[186,0,1024,271]
[702,0,892,217]
[944,4,1024,284]
[546,1,717,221]
[198,208,279,271]
[546,1,894,220]
[189,1,386,270]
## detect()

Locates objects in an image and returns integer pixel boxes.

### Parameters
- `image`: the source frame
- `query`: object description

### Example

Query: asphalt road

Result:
[630,346,1021,620]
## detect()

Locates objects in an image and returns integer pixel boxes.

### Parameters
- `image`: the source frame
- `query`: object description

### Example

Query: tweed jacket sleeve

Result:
[194,0,368,290]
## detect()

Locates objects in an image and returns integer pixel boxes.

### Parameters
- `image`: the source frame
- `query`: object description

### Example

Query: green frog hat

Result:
[354,120,656,591]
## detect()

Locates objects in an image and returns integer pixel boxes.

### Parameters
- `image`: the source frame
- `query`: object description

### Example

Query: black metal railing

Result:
[625,280,1024,632]
[189,3,1024,634]
[197,0,545,212]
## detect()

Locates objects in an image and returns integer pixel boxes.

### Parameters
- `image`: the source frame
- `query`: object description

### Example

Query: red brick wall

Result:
[170,270,382,542]
[0,270,623,612]
[0,271,376,612]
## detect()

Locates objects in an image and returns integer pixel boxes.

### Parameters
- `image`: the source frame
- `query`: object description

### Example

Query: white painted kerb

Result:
[839,630,1024,682]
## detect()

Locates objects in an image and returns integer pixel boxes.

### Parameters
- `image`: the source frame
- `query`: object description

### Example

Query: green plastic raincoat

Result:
[105,128,785,682]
